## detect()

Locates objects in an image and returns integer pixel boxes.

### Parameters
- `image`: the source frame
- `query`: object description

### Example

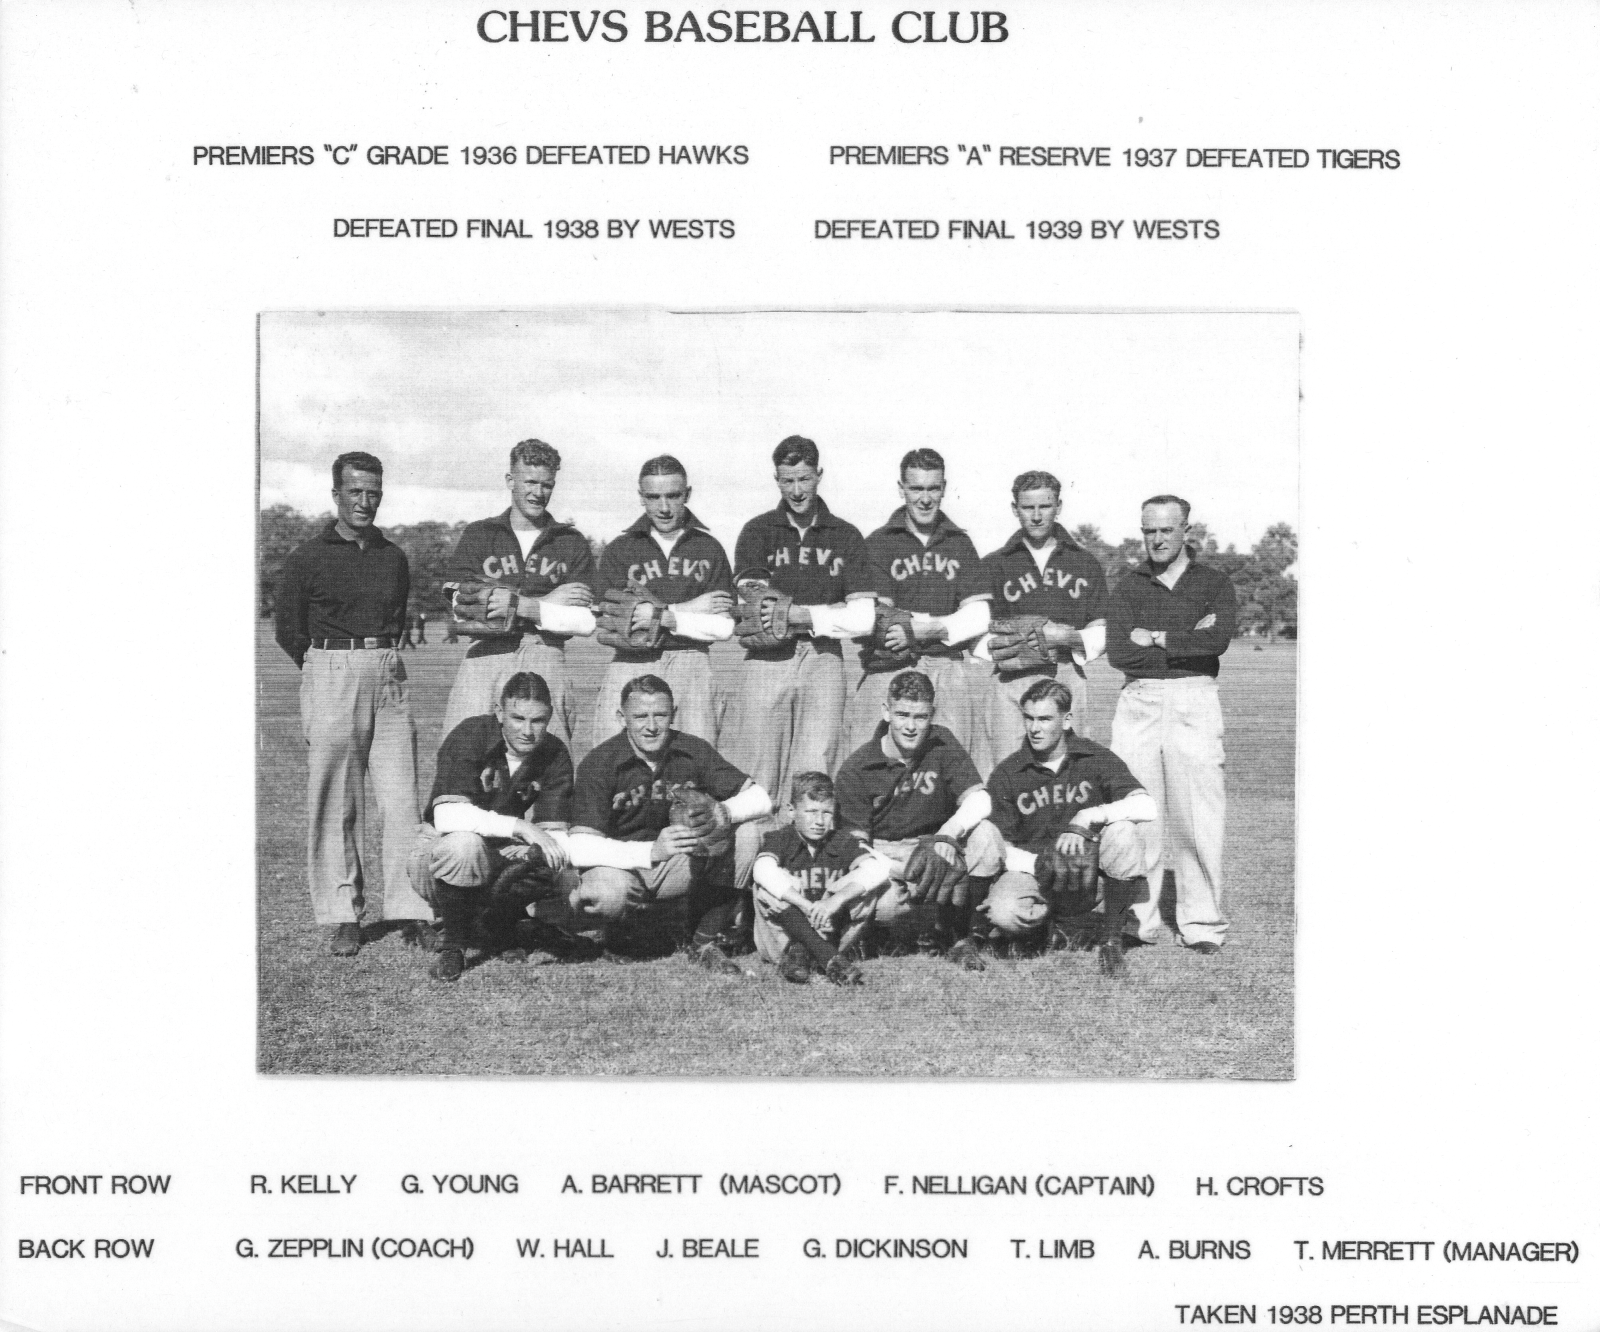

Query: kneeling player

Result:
[565,674,772,972]
[750,773,888,986]
[984,679,1157,976]
[407,672,579,982]
[833,670,1005,970]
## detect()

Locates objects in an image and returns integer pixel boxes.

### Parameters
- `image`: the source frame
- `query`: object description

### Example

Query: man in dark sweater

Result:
[1106,494,1237,953]
[273,451,432,957]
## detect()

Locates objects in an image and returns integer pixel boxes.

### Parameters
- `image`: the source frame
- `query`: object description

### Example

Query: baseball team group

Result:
[271,434,1237,986]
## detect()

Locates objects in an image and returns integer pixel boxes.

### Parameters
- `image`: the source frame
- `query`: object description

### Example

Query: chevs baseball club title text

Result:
[476,9,1010,43]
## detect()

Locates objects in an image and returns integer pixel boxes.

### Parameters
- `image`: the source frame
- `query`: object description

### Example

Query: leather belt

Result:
[310,636,395,650]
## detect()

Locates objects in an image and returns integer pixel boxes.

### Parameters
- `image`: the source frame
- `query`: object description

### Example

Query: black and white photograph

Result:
[257,308,1298,1077]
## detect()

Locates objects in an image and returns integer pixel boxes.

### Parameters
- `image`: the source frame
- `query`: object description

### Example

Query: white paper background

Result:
[2,2,1596,1329]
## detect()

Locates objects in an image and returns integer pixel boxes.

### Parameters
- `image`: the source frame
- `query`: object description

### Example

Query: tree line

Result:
[259,506,1297,640]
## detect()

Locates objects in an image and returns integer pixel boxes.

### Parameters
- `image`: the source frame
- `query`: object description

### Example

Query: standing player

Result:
[273,451,435,957]
[721,435,874,806]
[845,448,991,756]
[834,670,1005,969]
[984,679,1156,975]
[590,456,735,745]
[566,674,773,971]
[406,672,576,982]
[750,772,883,985]
[440,438,597,744]
[1107,495,1237,953]
[971,470,1109,775]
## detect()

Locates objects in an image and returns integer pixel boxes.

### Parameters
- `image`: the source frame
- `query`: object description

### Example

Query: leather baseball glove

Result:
[988,614,1055,674]
[1034,829,1100,917]
[443,579,518,634]
[488,845,561,902]
[860,597,918,672]
[595,578,667,651]
[902,834,968,906]
[666,783,734,857]
[734,569,794,650]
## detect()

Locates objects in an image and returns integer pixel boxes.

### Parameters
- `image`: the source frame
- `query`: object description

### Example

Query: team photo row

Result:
[272,435,1238,988]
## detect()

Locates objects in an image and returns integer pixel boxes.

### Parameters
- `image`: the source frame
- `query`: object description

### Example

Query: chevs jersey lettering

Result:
[890,551,962,582]
[1002,568,1091,604]
[1015,778,1094,817]
[768,544,846,578]
[626,556,713,585]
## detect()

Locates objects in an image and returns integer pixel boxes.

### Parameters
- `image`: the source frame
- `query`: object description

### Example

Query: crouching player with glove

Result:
[832,670,1006,971]
[750,772,887,987]
[984,679,1157,977]
[564,674,772,973]
[406,671,580,982]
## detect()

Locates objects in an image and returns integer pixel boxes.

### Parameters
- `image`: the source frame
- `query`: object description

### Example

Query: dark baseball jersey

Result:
[987,733,1145,855]
[445,509,596,659]
[274,521,410,668]
[426,714,574,826]
[1106,558,1238,679]
[572,729,749,841]
[982,524,1109,676]
[859,507,988,671]
[732,497,870,660]
[754,826,868,901]
[834,724,984,842]
[595,510,736,658]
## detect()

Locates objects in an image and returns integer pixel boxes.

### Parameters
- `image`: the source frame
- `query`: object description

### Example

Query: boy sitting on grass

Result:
[750,772,891,986]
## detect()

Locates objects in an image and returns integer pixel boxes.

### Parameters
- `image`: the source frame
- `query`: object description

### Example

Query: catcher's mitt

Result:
[1033,829,1100,916]
[988,614,1054,674]
[902,834,968,906]
[443,579,518,634]
[860,597,918,672]
[734,568,795,651]
[595,578,667,651]
[666,783,734,857]
[488,844,561,902]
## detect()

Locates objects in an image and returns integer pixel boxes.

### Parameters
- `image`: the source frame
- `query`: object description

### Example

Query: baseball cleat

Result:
[823,955,865,987]
[430,947,465,982]
[778,942,814,984]
[1096,938,1127,978]
[1188,941,1222,955]
[694,943,744,977]
[329,923,362,957]
[948,937,988,972]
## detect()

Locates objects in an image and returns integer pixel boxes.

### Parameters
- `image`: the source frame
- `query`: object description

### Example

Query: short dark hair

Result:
[510,439,561,472]
[1019,677,1074,716]
[1142,493,1192,521]
[500,672,553,709]
[332,451,383,488]
[899,448,945,480]
[1012,470,1062,501]
[887,670,936,707]
[620,674,674,708]
[790,771,836,805]
[772,435,820,470]
[639,455,688,484]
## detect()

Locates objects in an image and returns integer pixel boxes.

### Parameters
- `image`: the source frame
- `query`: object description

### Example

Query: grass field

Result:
[257,626,1295,1078]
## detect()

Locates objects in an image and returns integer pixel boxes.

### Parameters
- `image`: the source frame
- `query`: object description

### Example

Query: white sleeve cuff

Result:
[842,854,894,892]
[566,833,654,871]
[938,599,991,647]
[751,857,793,896]
[432,801,520,839]
[939,789,992,839]
[1081,790,1157,827]
[805,597,875,639]
[537,603,596,635]
[1004,845,1039,876]
[1076,619,1106,665]
[672,609,735,642]
[721,783,773,824]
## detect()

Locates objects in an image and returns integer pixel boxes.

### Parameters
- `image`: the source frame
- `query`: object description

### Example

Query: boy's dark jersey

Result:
[755,826,868,901]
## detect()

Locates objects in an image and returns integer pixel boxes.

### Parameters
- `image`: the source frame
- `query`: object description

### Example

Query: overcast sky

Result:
[259,309,1298,556]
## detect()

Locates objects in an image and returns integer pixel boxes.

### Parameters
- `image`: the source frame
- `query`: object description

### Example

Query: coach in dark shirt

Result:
[273,451,430,957]
[1106,494,1237,953]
